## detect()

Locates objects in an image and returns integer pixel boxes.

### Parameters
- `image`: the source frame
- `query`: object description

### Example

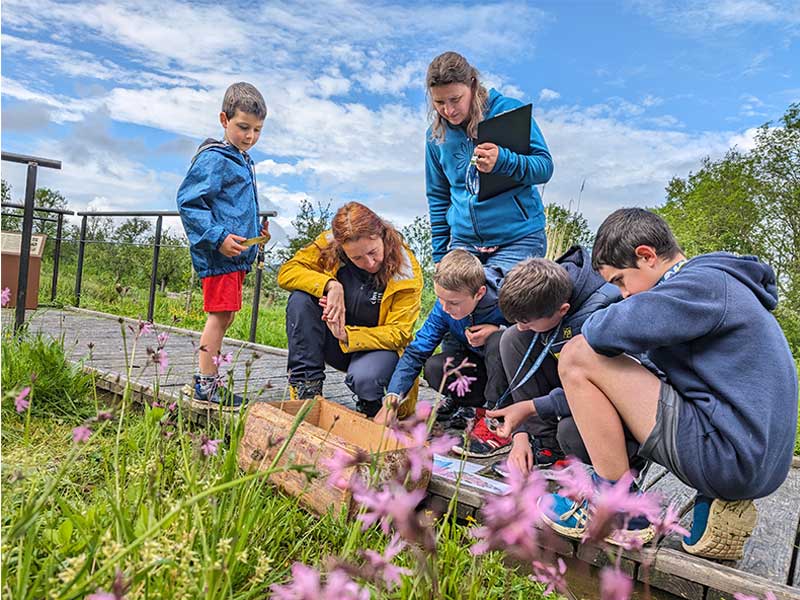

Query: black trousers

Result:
[285,291,399,404]
[422,329,506,409]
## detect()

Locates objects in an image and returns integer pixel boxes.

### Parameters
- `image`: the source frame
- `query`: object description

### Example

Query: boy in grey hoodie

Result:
[490,208,798,560]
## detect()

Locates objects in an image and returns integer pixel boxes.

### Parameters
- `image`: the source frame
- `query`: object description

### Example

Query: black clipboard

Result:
[476,103,532,201]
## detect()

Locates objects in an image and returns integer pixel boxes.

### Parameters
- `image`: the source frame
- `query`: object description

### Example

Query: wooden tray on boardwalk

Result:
[11,306,800,599]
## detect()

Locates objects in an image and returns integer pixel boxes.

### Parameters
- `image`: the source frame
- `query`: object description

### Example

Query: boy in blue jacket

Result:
[177,82,269,408]
[492,208,798,559]
[376,249,509,431]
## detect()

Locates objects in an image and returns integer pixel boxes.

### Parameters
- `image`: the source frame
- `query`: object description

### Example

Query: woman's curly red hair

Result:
[318,202,406,288]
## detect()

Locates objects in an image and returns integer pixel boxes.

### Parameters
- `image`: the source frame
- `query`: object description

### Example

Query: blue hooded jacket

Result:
[582,252,798,499]
[176,139,260,279]
[386,265,508,397]
[517,246,621,423]
[425,88,553,263]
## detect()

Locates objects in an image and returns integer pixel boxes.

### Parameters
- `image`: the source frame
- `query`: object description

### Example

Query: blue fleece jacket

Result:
[582,253,798,499]
[517,246,621,425]
[176,139,260,279]
[386,266,509,397]
[425,89,553,263]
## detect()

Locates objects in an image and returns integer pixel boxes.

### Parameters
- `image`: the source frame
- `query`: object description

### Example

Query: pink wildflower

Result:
[157,332,169,347]
[447,374,477,397]
[550,457,595,501]
[96,410,114,422]
[137,320,154,337]
[72,425,92,443]
[14,387,31,413]
[321,448,367,490]
[653,503,689,540]
[600,566,632,600]
[532,557,568,595]
[363,535,410,590]
[1,287,11,307]
[86,592,115,600]
[199,436,221,457]
[586,472,661,544]
[323,569,371,599]
[352,479,427,542]
[212,352,233,368]
[414,400,432,421]
[734,594,777,600]
[271,562,322,599]
[151,348,168,374]
[471,467,549,559]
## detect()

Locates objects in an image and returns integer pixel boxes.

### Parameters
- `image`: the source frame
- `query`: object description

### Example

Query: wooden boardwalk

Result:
[9,306,800,599]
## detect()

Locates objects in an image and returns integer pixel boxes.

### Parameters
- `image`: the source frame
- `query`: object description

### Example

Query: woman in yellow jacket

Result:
[277,202,423,418]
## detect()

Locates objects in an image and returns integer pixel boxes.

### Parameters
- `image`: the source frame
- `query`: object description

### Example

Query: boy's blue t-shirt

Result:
[582,252,799,499]
[176,139,261,279]
[386,265,508,397]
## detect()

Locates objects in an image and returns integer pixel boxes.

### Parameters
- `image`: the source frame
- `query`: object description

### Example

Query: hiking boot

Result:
[289,379,323,401]
[434,395,459,421]
[193,374,246,410]
[682,495,757,560]
[533,437,565,468]
[356,399,382,418]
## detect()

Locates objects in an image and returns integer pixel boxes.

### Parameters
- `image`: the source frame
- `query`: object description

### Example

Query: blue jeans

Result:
[451,228,547,272]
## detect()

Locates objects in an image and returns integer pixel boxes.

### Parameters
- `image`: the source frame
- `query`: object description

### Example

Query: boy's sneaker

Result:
[681,495,757,560]
[288,380,323,401]
[451,413,512,458]
[193,375,245,410]
[451,435,512,459]
[539,478,655,545]
[434,395,459,421]
[533,438,565,467]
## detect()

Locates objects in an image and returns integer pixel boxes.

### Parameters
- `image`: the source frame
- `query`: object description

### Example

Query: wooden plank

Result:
[643,567,705,600]
[576,543,637,577]
[651,548,800,600]
[734,467,800,582]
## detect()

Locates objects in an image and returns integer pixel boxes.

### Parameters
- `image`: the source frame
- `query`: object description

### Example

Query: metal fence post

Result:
[75,215,88,307]
[147,216,163,322]
[51,212,64,301]
[14,162,38,331]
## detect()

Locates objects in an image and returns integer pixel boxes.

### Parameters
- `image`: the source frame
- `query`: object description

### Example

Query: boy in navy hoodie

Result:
[177,82,269,408]
[491,208,798,559]
[483,248,636,470]
[375,249,509,429]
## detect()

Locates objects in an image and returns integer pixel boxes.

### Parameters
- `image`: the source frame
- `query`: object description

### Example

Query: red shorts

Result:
[202,271,245,313]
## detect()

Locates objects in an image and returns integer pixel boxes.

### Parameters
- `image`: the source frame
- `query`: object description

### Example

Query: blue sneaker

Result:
[681,495,756,560]
[193,375,245,410]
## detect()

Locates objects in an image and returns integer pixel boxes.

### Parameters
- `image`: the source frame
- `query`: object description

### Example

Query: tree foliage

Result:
[544,203,593,258]
[656,102,800,355]
[276,198,332,263]
[401,214,434,278]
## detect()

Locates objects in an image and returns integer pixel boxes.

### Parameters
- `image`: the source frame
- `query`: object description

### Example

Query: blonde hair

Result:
[426,51,488,143]
[433,249,485,295]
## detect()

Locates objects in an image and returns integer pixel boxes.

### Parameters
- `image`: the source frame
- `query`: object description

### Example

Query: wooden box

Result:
[238,397,428,516]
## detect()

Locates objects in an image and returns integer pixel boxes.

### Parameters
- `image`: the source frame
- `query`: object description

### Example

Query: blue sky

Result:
[2,0,798,243]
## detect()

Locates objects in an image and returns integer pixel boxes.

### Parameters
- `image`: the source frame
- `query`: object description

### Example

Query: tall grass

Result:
[1,326,547,599]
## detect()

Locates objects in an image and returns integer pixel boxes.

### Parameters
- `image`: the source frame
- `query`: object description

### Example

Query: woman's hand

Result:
[322,280,346,326]
[326,317,349,345]
[465,323,499,347]
[507,432,534,475]
[474,143,499,173]
[485,400,537,438]
[219,234,247,257]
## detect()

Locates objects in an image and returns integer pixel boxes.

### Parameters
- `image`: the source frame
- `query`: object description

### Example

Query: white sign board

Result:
[1,232,47,257]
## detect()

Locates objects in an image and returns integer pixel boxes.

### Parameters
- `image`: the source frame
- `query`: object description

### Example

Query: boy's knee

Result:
[423,354,447,388]
[557,335,593,378]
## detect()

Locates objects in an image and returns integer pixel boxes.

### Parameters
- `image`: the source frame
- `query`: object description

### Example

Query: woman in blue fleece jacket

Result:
[425,51,554,271]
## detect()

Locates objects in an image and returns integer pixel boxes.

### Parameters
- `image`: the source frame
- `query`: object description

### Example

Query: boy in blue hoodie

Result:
[376,249,509,429]
[177,82,269,408]
[492,208,798,559]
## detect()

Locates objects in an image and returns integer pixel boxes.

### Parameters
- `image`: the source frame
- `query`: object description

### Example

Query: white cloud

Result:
[629,0,800,32]
[255,159,303,177]
[539,88,561,103]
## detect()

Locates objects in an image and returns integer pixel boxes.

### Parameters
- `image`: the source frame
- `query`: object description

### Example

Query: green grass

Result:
[1,328,548,599]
